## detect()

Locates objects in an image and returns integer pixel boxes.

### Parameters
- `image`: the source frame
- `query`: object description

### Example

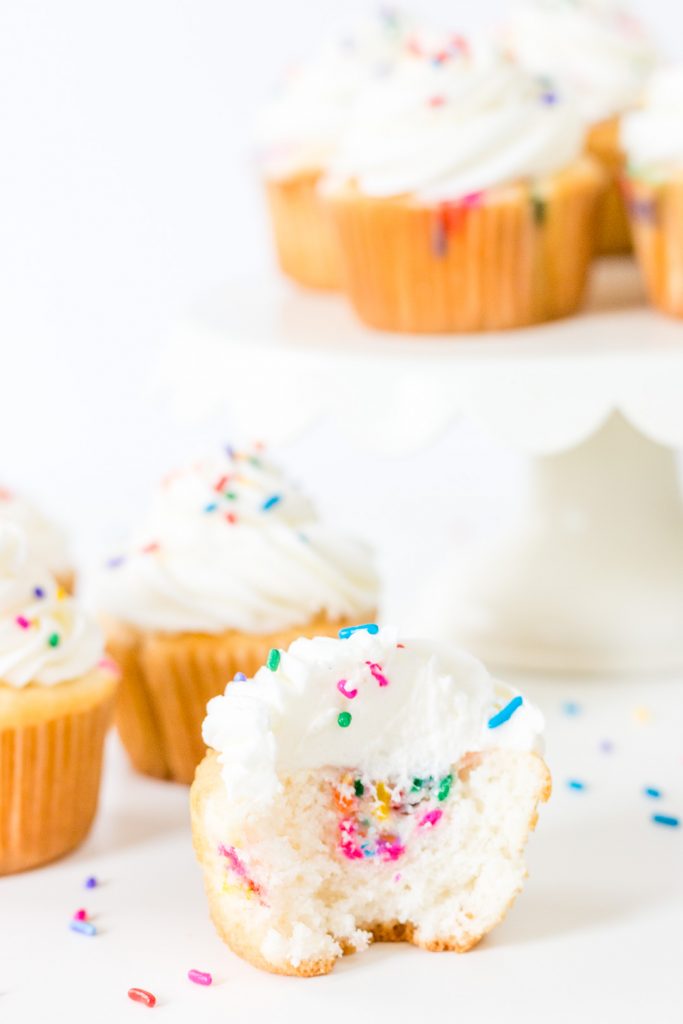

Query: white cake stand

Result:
[159,260,683,675]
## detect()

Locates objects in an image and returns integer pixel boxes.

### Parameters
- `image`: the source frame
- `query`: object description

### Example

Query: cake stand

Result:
[159,260,683,675]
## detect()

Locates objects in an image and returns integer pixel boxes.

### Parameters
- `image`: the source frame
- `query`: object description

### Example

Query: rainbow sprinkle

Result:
[262,494,281,512]
[337,711,352,728]
[652,814,679,828]
[266,649,280,671]
[69,920,96,937]
[188,970,212,987]
[47,633,60,648]
[488,696,523,729]
[339,623,379,640]
[233,671,247,682]
[567,779,586,791]
[644,787,662,799]
[337,679,358,700]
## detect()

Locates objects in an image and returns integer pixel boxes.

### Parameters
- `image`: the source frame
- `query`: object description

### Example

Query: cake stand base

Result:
[414,412,683,675]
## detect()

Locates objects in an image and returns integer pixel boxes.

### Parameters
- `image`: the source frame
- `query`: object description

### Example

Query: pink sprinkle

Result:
[340,841,364,861]
[188,969,212,987]
[15,616,30,630]
[366,662,389,687]
[141,541,159,554]
[463,191,484,208]
[337,679,358,700]
[428,95,446,108]
[419,809,443,829]
[377,839,405,862]
[394,873,402,883]
[97,657,120,677]
[73,909,87,921]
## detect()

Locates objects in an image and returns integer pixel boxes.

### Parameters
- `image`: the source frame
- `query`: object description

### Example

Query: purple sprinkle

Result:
[541,91,557,105]
[84,875,97,889]
[33,586,45,599]
[599,739,614,754]
[233,672,247,682]
[225,444,235,459]
[106,556,124,570]
[69,919,97,937]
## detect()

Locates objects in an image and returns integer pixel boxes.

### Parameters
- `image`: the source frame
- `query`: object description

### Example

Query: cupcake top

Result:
[0,486,70,579]
[96,446,378,635]
[255,9,413,179]
[503,0,657,125]
[0,524,103,688]
[203,624,544,815]
[621,66,683,175]
[325,39,584,202]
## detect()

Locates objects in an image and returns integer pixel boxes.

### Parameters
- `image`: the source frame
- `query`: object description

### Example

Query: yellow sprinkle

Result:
[374,782,391,820]
[632,706,652,724]
[56,586,66,601]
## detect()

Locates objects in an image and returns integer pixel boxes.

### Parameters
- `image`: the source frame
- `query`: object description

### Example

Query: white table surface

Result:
[1,669,681,1024]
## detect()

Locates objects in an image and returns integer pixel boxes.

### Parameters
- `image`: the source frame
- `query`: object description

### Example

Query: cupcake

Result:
[96,446,378,785]
[0,486,73,591]
[192,625,549,976]
[0,524,117,875]
[622,67,683,317]
[255,9,412,290]
[504,0,658,255]
[323,39,604,333]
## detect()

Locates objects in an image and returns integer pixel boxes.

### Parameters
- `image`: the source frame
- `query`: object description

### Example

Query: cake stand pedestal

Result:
[159,259,683,675]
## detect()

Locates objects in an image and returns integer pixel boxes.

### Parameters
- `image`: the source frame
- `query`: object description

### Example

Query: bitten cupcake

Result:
[96,446,378,785]
[622,67,683,318]
[192,625,549,976]
[0,486,73,591]
[504,0,657,255]
[255,9,412,290]
[323,38,604,333]
[0,524,117,875]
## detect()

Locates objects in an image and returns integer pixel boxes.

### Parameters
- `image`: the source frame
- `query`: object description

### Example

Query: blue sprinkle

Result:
[69,919,97,937]
[262,494,281,512]
[652,814,679,828]
[203,502,218,513]
[567,779,586,791]
[33,586,45,599]
[644,787,662,799]
[541,91,557,105]
[233,672,247,682]
[339,623,380,640]
[488,696,523,729]
[84,875,97,889]
[562,701,581,716]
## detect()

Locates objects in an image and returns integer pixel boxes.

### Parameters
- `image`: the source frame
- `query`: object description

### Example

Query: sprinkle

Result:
[266,649,280,671]
[98,657,120,676]
[462,191,484,208]
[632,706,651,724]
[128,988,156,1008]
[69,919,96,937]
[106,556,125,569]
[353,779,364,797]
[541,90,557,105]
[652,814,680,828]
[85,876,97,889]
[47,633,60,648]
[56,586,67,601]
[411,778,423,792]
[531,193,546,225]
[339,623,379,640]
[562,701,581,716]
[567,779,586,791]
[262,494,281,512]
[419,809,443,829]
[337,711,352,728]
[644,787,662,799]
[203,502,218,513]
[73,909,87,920]
[488,696,523,729]
[224,512,237,525]
[394,873,401,883]
[337,679,358,700]
[427,94,446,108]
[188,970,212,987]
[437,774,453,801]
[599,739,614,754]
[233,671,247,682]
[213,475,230,493]
[15,616,30,630]
[33,586,45,599]
[224,491,237,500]
[366,661,389,687]
[141,541,159,555]
[224,445,235,460]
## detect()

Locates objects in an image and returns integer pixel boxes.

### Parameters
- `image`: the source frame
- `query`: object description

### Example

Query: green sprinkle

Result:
[224,491,237,500]
[48,633,60,648]
[354,779,364,797]
[337,711,352,728]
[531,193,546,225]
[266,649,280,671]
[438,774,453,801]
[411,778,423,792]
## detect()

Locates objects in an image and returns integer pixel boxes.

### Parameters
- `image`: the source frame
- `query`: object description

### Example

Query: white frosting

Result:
[96,447,378,635]
[203,626,544,813]
[0,524,103,688]
[325,41,584,202]
[255,10,414,178]
[621,66,683,173]
[504,0,657,124]
[0,487,70,577]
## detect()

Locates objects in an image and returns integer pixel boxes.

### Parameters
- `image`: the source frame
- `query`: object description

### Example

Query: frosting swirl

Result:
[0,487,70,578]
[95,447,378,635]
[503,0,657,124]
[325,40,585,201]
[203,626,544,812]
[0,524,103,688]
[621,66,683,174]
[255,9,414,178]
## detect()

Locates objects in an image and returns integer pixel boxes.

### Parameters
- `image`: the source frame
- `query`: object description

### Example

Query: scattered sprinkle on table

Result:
[567,779,586,791]
[632,706,652,724]
[128,988,156,1008]
[84,876,97,889]
[262,494,281,511]
[488,696,523,729]
[644,787,662,799]
[339,623,379,639]
[69,919,96,937]
[187,969,212,986]
[652,814,679,828]
[562,701,581,716]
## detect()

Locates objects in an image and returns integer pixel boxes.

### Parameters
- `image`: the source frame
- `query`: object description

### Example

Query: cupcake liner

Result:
[327,157,604,333]
[625,174,683,318]
[0,667,118,875]
[107,614,370,785]
[265,171,341,290]
[586,116,632,256]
